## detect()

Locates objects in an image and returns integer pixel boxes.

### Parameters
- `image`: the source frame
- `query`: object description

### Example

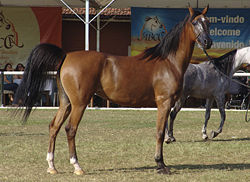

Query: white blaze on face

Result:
[193,16,208,49]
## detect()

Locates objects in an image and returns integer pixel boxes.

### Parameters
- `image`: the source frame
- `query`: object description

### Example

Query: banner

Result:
[0,7,62,68]
[131,7,250,63]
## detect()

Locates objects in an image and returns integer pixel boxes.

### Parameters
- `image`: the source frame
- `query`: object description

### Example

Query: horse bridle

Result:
[192,16,209,47]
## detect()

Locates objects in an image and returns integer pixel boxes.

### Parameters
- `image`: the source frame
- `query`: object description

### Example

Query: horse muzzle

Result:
[197,35,212,50]
[203,38,212,49]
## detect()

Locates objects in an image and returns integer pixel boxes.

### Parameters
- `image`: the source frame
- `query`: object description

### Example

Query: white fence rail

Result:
[0,71,57,75]
[0,71,249,76]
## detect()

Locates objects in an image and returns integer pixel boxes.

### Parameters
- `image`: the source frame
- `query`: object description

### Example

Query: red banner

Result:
[0,7,62,68]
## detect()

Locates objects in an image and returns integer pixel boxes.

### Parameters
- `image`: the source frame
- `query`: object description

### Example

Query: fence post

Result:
[1,71,4,106]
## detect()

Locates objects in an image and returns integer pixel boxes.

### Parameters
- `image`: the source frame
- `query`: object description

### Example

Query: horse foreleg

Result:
[202,98,214,140]
[155,99,171,174]
[211,97,225,138]
[65,105,86,175]
[47,104,71,174]
[165,96,185,144]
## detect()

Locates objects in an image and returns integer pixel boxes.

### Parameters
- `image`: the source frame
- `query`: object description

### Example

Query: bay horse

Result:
[164,47,250,144]
[14,5,212,175]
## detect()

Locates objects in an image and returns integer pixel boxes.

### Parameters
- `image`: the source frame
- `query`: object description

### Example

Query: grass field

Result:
[0,109,250,182]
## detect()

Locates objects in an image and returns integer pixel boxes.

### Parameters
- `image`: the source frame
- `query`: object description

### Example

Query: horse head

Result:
[144,16,163,33]
[189,5,212,50]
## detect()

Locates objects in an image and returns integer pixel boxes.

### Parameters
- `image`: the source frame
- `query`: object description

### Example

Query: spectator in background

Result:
[3,63,18,102]
[13,63,25,85]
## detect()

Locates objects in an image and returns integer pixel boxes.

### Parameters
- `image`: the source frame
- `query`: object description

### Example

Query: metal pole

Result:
[96,13,109,107]
[85,0,93,106]
[96,13,100,52]
[85,0,89,51]
[1,72,3,106]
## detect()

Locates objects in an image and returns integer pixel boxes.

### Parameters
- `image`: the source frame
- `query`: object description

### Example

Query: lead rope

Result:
[203,48,250,89]
[202,48,250,122]
[244,92,250,122]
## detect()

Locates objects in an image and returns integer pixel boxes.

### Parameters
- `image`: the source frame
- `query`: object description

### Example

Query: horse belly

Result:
[189,80,219,99]
[99,73,156,107]
[97,83,156,107]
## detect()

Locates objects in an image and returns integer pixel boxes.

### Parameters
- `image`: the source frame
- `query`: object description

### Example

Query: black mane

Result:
[212,49,237,75]
[142,10,202,61]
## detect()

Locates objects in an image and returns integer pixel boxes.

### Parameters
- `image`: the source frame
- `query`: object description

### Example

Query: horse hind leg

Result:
[211,96,225,139]
[65,102,88,175]
[64,90,93,175]
[202,98,214,140]
[47,94,71,174]
[164,96,184,144]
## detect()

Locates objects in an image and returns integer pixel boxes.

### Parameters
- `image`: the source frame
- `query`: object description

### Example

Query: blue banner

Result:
[131,7,250,62]
[208,9,250,49]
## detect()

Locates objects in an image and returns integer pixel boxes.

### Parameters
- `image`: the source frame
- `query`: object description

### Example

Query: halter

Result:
[192,17,209,47]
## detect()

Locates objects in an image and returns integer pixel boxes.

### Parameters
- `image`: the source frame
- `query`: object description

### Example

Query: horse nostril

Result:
[204,39,207,45]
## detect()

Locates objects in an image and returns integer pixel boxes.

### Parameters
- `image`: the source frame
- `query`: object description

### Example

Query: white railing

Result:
[0,71,57,75]
[0,71,249,77]
[233,72,250,77]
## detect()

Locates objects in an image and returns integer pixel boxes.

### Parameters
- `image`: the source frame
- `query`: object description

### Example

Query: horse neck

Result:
[172,24,196,75]
[231,47,250,76]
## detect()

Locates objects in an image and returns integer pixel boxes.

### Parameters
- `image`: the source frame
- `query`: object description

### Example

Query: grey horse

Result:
[165,46,250,143]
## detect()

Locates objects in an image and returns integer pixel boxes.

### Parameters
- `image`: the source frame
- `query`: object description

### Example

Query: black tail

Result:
[14,43,66,121]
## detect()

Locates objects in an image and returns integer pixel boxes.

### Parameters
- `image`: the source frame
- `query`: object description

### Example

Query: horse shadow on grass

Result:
[0,132,45,136]
[89,137,250,175]
[184,137,250,143]
[89,163,250,175]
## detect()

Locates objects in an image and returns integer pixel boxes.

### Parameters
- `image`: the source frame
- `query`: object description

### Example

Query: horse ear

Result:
[202,4,209,15]
[145,16,151,21]
[188,4,194,17]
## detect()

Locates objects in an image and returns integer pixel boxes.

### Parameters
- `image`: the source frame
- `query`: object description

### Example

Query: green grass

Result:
[0,109,250,182]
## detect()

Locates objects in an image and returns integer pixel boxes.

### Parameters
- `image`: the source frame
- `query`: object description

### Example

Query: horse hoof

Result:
[164,137,176,144]
[157,167,171,174]
[164,137,171,144]
[211,131,219,138]
[47,168,58,174]
[202,134,208,140]
[74,169,85,175]
[171,137,176,143]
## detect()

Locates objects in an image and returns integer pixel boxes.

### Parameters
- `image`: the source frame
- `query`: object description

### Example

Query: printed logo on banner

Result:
[0,10,24,49]
[139,16,167,41]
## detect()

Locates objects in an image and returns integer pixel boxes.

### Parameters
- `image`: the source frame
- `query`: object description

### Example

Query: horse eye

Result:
[192,21,198,26]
